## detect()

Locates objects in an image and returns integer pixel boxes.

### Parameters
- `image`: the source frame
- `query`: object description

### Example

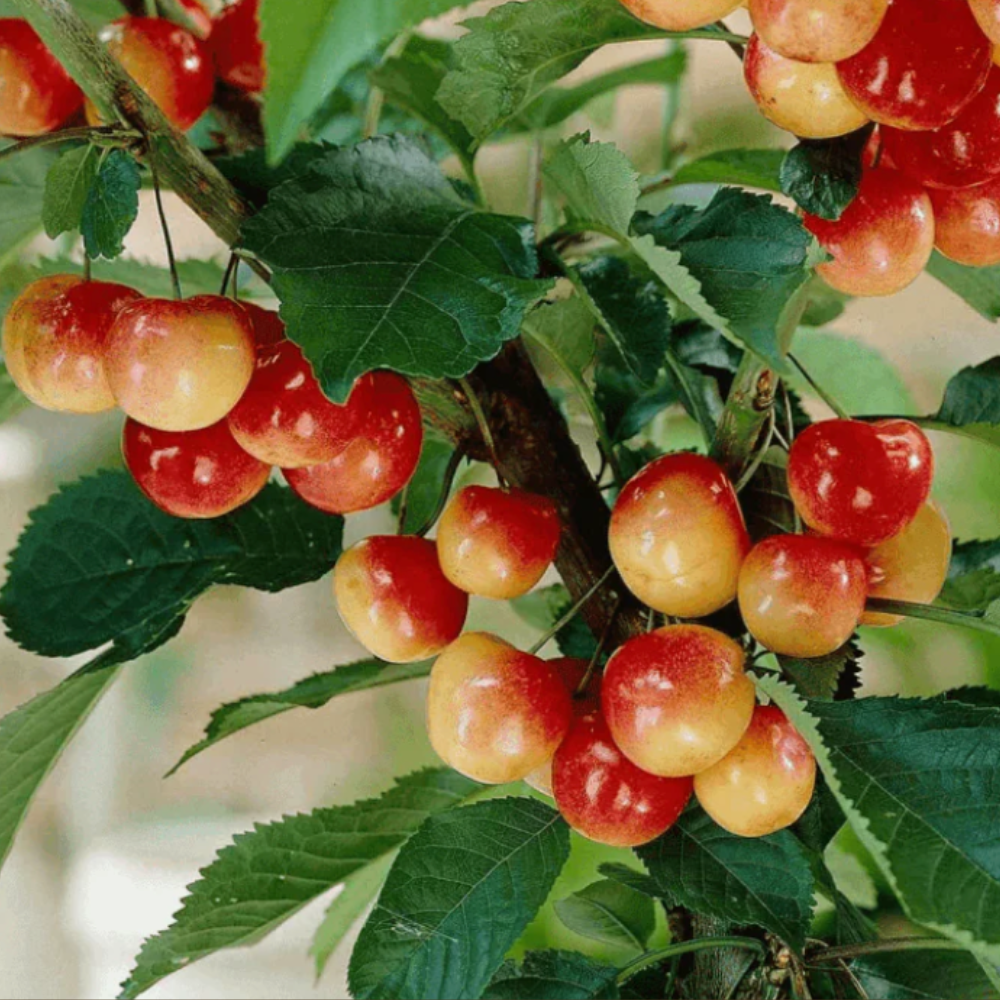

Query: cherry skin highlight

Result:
[609,452,750,618]
[123,417,270,519]
[552,710,693,848]
[602,624,756,778]
[930,177,1000,267]
[804,169,934,298]
[334,535,468,663]
[426,632,573,785]
[0,19,82,136]
[617,0,742,30]
[749,0,888,64]
[211,0,265,94]
[695,705,816,837]
[971,0,1000,45]
[436,486,561,600]
[787,417,934,547]
[105,295,256,433]
[283,372,423,514]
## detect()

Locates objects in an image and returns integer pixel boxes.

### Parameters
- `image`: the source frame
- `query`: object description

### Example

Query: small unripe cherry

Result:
[695,704,816,837]
[435,486,560,600]
[929,178,1000,268]
[211,0,265,94]
[334,535,468,663]
[617,0,742,29]
[748,0,888,64]
[426,632,573,785]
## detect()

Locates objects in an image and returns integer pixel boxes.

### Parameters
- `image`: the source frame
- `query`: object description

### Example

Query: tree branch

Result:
[711,353,776,481]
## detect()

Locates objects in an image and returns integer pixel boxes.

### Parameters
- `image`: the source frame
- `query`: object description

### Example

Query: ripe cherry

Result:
[609,452,750,618]
[748,0,888,64]
[804,169,934,298]
[602,624,756,777]
[743,34,870,139]
[436,486,560,600]
[211,0,265,94]
[426,632,572,785]
[738,534,869,657]
[695,704,816,837]
[552,710,693,847]
[836,0,990,132]
[241,302,286,351]
[929,177,1000,267]
[105,295,256,432]
[334,535,468,663]
[283,372,423,515]
[123,417,270,519]
[617,0,742,30]
[0,19,82,136]
[971,0,1000,45]
[788,418,934,547]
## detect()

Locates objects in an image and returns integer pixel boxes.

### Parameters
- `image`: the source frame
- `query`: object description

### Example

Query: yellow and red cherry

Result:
[240,302,286,352]
[87,17,213,130]
[971,0,1000,45]
[283,372,423,514]
[426,632,573,785]
[862,500,952,626]
[105,295,256,432]
[788,418,934,547]
[695,704,816,837]
[743,34,870,139]
[602,624,756,778]
[552,710,693,847]
[123,416,270,519]
[617,0,742,29]
[210,0,265,94]
[738,534,869,657]
[749,0,888,64]
[929,177,1000,267]
[0,19,82,136]
[436,486,561,600]
[804,169,934,298]
[836,0,990,131]
[609,452,750,618]
[334,536,468,664]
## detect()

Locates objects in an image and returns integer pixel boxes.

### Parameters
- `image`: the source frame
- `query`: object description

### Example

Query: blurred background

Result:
[3,4,1000,998]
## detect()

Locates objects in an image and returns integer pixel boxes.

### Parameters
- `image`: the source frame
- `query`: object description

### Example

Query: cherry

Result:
[240,302,286,351]
[552,710,693,848]
[743,33,870,139]
[283,372,423,515]
[609,452,750,618]
[971,0,1000,46]
[2,275,141,414]
[436,486,561,600]
[929,177,1000,267]
[175,0,212,40]
[602,624,756,777]
[123,416,270,519]
[87,17,213,131]
[836,0,990,132]
[862,500,952,626]
[105,295,256,433]
[334,535,468,664]
[617,0,742,30]
[803,169,934,298]
[749,0,888,64]
[695,704,816,837]
[426,632,573,784]
[0,19,82,136]
[738,534,869,657]
[211,0,265,94]
[788,418,934,547]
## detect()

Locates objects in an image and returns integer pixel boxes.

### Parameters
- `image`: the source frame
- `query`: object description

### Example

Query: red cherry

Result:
[971,0,1000,45]
[0,19,82,136]
[929,176,1000,266]
[552,710,693,848]
[240,302,286,351]
[836,0,991,132]
[788,418,934,547]
[211,0,265,94]
[283,372,423,514]
[123,416,270,519]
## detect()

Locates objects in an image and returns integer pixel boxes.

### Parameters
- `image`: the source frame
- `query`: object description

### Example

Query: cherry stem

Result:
[735,406,776,493]
[809,936,970,965]
[82,255,92,282]
[789,354,850,419]
[458,376,507,487]
[143,0,157,16]
[414,444,467,539]
[220,253,239,298]
[714,19,746,61]
[575,593,622,696]
[150,159,182,300]
[616,936,766,987]
[865,597,1000,639]
[528,565,616,656]
[0,124,139,165]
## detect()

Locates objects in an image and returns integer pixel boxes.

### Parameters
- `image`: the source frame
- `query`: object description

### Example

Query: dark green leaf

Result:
[851,950,1000,1000]
[793,776,846,854]
[80,149,141,260]
[937,357,1000,427]
[391,432,458,535]
[779,639,862,701]
[779,129,870,221]
[928,252,1000,322]
[553,599,599,660]
[743,456,797,542]
[42,144,100,239]
[484,951,621,1000]
[555,878,654,951]
[512,583,572,631]
[672,148,784,191]
[217,143,333,210]
[595,359,679,443]
[950,538,1000,579]
[597,862,663,900]
[940,568,1000,614]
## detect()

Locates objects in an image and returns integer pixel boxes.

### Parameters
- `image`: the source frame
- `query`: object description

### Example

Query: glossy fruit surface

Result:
[788,418,934,547]
[552,710,693,847]
[436,486,561,600]
[123,417,270,518]
[211,0,265,93]
[930,177,1000,267]
[744,33,870,139]
[602,624,755,777]
[695,705,816,837]
[738,534,869,657]
[971,0,1000,44]
[427,632,572,784]
[836,0,990,131]
[749,0,888,63]
[241,302,286,351]
[0,19,82,136]
[105,295,256,432]
[283,372,423,514]
[804,169,934,297]
[618,0,742,30]
[609,452,750,618]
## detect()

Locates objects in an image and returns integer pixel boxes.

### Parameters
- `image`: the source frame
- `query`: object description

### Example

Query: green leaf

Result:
[554,878,654,952]
[779,639,862,701]
[0,145,53,265]
[938,357,1000,427]
[672,148,784,191]
[0,362,28,424]
[927,252,1000,322]
[940,567,1000,614]
[779,129,870,221]
[483,951,621,999]
[0,472,343,662]
[851,951,1000,1000]
[0,0,120,27]
[42,144,100,239]
[118,768,479,1000]
[595,359,679,443]
[636,806,816,949]
[950,537,1000,579]
[391,431,458,535]
[241,136,552,402]
[523,295,597,376]
[217,143,332,210]
[800,276,851,327]
[80,149,141,260]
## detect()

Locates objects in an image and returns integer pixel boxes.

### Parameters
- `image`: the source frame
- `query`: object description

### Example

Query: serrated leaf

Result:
[851,951,1000,1000]
[348,797,570,1000]
[928,252,1000,322]
[672,149,784,191]
[42,144,99,239]
[779,639,862,701]
[940,567,1000,614]
[779,129,870,221]
[555,878,654,952]
[938,357,1000,427]
[483,950,621,1000]
[80,149,140,260]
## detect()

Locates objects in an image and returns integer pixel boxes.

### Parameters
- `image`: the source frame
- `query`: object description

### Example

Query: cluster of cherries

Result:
[0,0,262,138]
